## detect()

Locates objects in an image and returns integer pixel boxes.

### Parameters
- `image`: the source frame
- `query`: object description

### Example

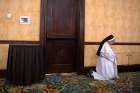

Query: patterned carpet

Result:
[0,72,140,93]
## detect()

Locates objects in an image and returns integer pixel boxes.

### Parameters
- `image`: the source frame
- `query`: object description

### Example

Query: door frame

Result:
[40,0,85,74]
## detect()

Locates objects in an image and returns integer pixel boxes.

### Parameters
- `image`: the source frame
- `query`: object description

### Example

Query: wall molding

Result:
[1,65,140,78]
[83,64,140,74]
[84,42,140,45]
[77,0,85,74]
[0,69,6,78]
[0,40,39,44]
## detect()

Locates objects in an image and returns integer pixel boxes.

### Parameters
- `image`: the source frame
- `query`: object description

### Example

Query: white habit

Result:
[91,42,118,80]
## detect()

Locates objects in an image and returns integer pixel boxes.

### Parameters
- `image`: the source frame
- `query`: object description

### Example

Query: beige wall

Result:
[85,0,140,42]
[0,0,140,69]
[85,0,140,67]
[84,45,140,67]
[0,0,40,41]
[0,0,40,69]
[0,44,9,69]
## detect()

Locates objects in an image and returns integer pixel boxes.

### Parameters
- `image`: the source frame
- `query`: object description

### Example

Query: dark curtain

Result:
[6,44,45,85]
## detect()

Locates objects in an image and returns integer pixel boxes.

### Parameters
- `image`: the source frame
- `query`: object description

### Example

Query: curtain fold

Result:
[6,44,45,85]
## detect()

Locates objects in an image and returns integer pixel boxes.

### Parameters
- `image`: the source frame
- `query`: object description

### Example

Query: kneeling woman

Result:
[91,35,119,80]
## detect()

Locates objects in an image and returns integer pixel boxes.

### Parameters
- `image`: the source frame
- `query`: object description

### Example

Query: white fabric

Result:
[91,71,106,80]
[92,42,118,80]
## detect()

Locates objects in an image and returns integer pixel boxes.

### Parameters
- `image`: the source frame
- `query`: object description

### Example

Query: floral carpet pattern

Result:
[0,72,140,93]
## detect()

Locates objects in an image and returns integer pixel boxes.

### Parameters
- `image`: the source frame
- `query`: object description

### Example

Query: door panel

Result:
[46,0,77,38]
[46,40,76,72]
[45,0,79,73]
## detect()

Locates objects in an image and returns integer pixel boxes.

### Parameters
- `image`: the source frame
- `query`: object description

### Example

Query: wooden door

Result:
[42,0,82,73]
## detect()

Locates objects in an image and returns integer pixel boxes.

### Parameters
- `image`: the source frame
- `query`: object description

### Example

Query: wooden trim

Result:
[47,64,74,73]
[114,42,140,45]
[118,65,140,72]
[1,65,140,78]
[0,40,39,44]
[40,0,46,46]
[0,69,6,78]
[40,0,85,74]
[84,42,99,45]
[83,64,140,74]
[84,42,140,45]
[77,0,85,74]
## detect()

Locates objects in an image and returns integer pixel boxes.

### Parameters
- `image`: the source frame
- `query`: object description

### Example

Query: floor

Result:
[0,72,140,93]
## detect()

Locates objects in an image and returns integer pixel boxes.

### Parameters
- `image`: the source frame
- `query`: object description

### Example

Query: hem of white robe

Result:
[91,71,109,80]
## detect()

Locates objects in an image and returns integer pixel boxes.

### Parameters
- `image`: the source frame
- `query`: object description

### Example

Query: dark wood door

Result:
[45,0,78,39]
[43,0,81,73]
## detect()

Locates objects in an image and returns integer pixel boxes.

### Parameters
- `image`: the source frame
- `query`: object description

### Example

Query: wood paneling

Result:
[42,0,84,73]
[84,45,140,67]
[129,53,140,65]
[47,40,77,66]
[1,64,140,78]
[46,41,77,72]
[116,53,128,65]
[77,0,85,74]
[0,44,9,69]
[84,45,97,67]
[83,65,140,74]
[0,41,39,44]
[85,42,140,45]
[45,0,77,38]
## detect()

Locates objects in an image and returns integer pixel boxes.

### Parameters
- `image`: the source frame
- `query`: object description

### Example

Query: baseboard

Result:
[0,64,140,78]
[118,64,140,72]
[0,69,6,78]
[83,64,140,74]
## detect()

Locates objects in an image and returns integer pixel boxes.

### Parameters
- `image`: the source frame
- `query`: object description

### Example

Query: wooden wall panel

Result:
[116,53,128,65]
[0,0,40,41]
[0,44,9,69]
[84,45,140,67]
[84,45,98,67]
[85,0,140,42]
[45,0,77,39]
[129,53,140,65]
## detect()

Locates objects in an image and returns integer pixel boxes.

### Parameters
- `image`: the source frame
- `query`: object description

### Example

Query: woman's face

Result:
[108,39,115,45]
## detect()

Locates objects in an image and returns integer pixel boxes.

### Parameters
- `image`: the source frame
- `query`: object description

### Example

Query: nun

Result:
[90,35,119,80]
